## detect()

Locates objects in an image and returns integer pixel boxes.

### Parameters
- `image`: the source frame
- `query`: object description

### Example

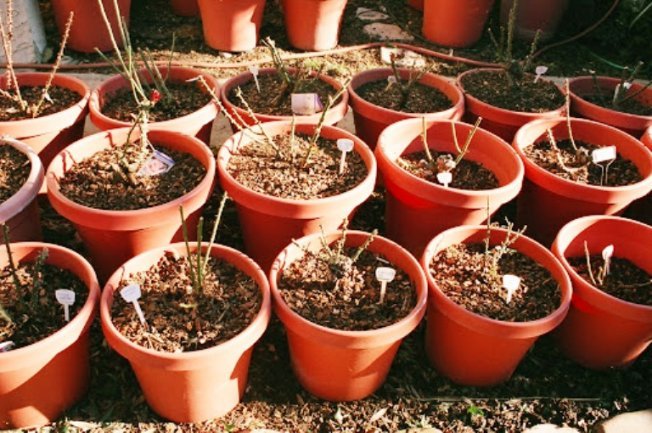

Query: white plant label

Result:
[534,65,548,83]
[380,46,398,64]
[291,93,322,116]
[55,289,76,322]
[138,150,175,177]
[249,66,260,92]
[437,171,453,188]
[120,284,147,325]
[602,244,614,275]
[337,138,354,174]
[591,146,617,164]
[0,341,15,352]
[376,267,396,304]
[502,274,521,304]
[387,76,398,86]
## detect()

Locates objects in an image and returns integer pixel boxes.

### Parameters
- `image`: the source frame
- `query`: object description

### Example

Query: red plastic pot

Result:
[101,242,271,422]
[500,0,569,42]
[46,128,216,282]
[89,66,219,144]
[0,243,100,428]
[0,73,90,169]
[269,230,427,400]
[197,0,266,52]
[50,0,132,53]
[625,128,652,224]
[552,216,652,369]
[421,225,572,386]
[171,0,199,16]
[220,68,349,130]
[348,68,465,149]
[218,121,376,270]
[376,118,524,256]
[407,0,424,11]
[513,117,652,246]
[458,68,566,141]
[0,137,43,242]
[422,0,495,48]
[281,0,348,51]
[569,76,652,138]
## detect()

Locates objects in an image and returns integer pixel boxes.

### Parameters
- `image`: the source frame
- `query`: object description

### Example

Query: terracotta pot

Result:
[197,0,266,52]
[281,0,348,51]
[407,0,424,11]
[421,225,572,386]
[269,230,427,400]
[46,128,216,282]
[625,128,652,224]
[513,117,652,246]
[0,243,100,428]
[220,68,349,130]
[50,0,132,53]
[569,76,652,138]
[171,0,199,16]
[218,121,376,270]
[101,242,271,422]
[89,66,219,144]
[422,0,495,48]
[552,216,652,369]
[348,68,465,149]
[458,68,566,141]
[0,137,43,242]
[0,73,90,169]
[500,0,569,42]
[376,118,524,256]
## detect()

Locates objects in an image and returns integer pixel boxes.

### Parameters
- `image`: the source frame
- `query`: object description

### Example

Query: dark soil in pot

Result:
[0,259,85,348]
[523,139,642,186]
[398,151,499,190]
[111,252,262,352]
[583,94,652,116]
[101,82,211,122]
[57,143,206,210]
[0,145,29,202]
[568,256,652,306]
[228,74,340,116]
[278,248,417,331]
[461,70,565,112]
[356,79,454,113]
[429,242,562,322]
[227,133,367,200]
[0,85,81,121]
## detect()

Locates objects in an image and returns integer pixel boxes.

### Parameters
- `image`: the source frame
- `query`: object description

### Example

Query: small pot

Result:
[513,117,652,246]
[376,118,524,256]
[217,121,376,270]
[407,0,424,11]
[458,68,566,142]
[46,128,216,282]
[269,230,427,401]
[348,68,465,149]
[50,0,132,53]
[89,66,219,144]
[171,0,199,16]
[281,0,348,51]
[0,243,100,428]
[569,76,652,138]
[500,0,569,42]
[0,137,43,242]
[0,73,90,168]
[220,68,349,130]
[101,242,271,422]
[197,0,266,52]
[552,216,652,369]
[421,225,572,386]
[422,0,495,48]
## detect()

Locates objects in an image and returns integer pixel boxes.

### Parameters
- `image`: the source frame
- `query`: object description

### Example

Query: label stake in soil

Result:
[602,244,614,276]
[137,150,175,177]
[249,66,260,93]
[436,171,453,187]
[591,145,617,186]
[0,341,15,352]
[291,93,322,116]
[375,267,396,304]
[55,289,76,322]
[502,274,522,304]
[534,66,548,83]
[120,284,147,326]
[337,139,354,175]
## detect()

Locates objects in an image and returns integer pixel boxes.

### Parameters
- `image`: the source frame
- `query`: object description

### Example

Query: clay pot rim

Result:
[421,225,573,338]
[99,242,272,364]
[0,242,100,367]
[348,67,465,119]
[268,230,428,344]
[0,137,44,221]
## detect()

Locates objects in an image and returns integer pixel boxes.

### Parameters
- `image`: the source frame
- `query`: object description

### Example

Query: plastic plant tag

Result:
[502,274,521,304]
[387,76,398,85]
[380,46,398,64]
[337,138,354,174]
[437,171,453,188]
[376,267,396,304]
[249,66,260,92]
[55,289,76,322]
[120,284,147,325]
[291,93,322,115]
[138,150,175,177]
[622,82,632,91]
[602,244,614,275]
[534,66,548,83]
[0,341,15,352]
[591,146,617,164]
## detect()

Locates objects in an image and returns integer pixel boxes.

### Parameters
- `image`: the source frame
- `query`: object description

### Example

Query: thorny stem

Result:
[583,241,599,287]
[1,224,17,324]
[546,128,581,175]
[452,117,482,166]
[233,87,279,154]
[0,0,26,111]
[335,218,349,259]
[179,207,198,294]
[564,80,578,152]
[201,192,229,278]
[351,229,378,264]
[421,117,434,164]
[29,249,48,308]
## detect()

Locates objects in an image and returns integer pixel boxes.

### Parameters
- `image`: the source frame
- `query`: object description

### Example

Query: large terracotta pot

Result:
[422,0,495,48]
[281,0,348,51]
[197,0,266,52]
[500,0,569,42]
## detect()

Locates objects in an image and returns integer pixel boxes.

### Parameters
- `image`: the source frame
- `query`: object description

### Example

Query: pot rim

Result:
[0,136,44,221]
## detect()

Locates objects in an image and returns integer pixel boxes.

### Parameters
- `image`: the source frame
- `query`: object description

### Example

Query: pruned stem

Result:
[453,117,482,166]
[421,117,434,164]
[351,229,378,264]
[564,79,578,152]
[0,0,25,111]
